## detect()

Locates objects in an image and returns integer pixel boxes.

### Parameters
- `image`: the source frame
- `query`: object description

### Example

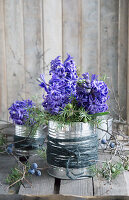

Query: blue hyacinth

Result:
[8,99,35,125]
[39,54,109,115]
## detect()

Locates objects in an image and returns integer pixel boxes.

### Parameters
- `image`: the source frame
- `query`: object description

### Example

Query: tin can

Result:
[47,121,98,179]
[96,116,113,141]
[14,125,47,156]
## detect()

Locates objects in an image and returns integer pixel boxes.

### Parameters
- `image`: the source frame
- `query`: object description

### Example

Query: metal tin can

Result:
[47,121,98,179]
[14,125,47,156]
[96,116,113,141]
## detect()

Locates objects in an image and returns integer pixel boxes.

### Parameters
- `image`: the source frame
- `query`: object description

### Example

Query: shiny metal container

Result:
[96,116,113,141]
[14,125,47,156]
[47,121,97,179]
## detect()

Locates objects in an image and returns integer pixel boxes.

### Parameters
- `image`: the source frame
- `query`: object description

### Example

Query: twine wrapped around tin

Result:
[47,121,98,180]
[14,125,46,156]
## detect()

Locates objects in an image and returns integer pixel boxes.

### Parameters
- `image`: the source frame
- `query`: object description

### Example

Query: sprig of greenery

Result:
[6,167,23,186]
[6,163,30,187]
[37,148,46,159]
[24,94,109,136]
[100,162,124,180]
[90,161,125,181]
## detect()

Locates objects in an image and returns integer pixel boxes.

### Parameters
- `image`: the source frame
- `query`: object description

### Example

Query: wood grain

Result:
[19,156,55,195]
[62,0,80,68]
[0,155,16,194]
[123,171,129,195]
[93,153,129,196]
[4,0,25,115]
[60,178,93,196]
[23,0,43,102]
[43,0,62,83]
[93,173,129,196]
[81,0,98,74]
[100,0,119,118]
[0,0,7,121]
[127,0,129,135]
[0,194,129,200]
[0,0,128,128]
[118,0,128,120]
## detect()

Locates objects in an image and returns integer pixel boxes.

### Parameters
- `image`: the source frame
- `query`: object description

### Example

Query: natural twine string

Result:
[47,134,98,179]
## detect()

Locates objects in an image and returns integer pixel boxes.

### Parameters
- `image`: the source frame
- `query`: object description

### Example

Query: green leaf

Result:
[91,111,110,118]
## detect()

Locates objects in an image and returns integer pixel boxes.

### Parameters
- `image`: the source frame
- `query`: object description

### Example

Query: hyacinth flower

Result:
[39,54,109,118]
[8,99,35,125]
[39,54,78,114]
[76,73,109,114]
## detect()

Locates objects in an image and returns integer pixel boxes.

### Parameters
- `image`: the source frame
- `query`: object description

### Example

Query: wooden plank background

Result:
[0,0,128,122]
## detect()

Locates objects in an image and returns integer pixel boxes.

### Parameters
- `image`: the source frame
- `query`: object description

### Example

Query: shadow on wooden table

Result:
[0,194,128,200]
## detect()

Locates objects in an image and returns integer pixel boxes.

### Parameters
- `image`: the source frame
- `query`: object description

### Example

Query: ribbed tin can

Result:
[14,125,47,156]
[97,116,113,141]
[47,121,98,179]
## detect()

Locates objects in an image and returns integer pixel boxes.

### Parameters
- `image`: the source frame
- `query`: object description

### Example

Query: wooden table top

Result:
[0,153,128,197]
[0,124,129,198]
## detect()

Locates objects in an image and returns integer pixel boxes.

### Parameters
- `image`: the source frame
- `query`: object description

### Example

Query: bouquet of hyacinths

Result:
[37,54,110,179]
[38,54,109,124]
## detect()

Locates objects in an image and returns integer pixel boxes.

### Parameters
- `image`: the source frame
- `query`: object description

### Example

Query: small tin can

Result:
[14,125,47,156]
[96,116,113,141]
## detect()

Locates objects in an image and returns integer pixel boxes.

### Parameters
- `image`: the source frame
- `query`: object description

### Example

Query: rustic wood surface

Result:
[19,157,55,195]
[0,124,129,197]
[43,0,62,84]
[0,155,16,194]
[0,194,129,200]
[0,0,128,123]
[100,0,119,119]
[81,0,98,75]
[0,153,128,196]
[118,0,128,120]
[60,178,93,196]
[5,0,25,120]
[127,1,129,135]
[0,0,7,121]
[62,0,80,67]
[23,0,43,100]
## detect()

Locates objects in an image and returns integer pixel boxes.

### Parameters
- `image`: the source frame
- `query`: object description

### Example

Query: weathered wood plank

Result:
[62,0,81,68]
[123,171,129,195]
[118,0,128,120]
[0,124,14,136]
[100,0,119,117]
[43,0,62,82]
[60,178,93,196]
[93,153,129,196]
[0,0,7,121]
[93,173,129,196]
[0,194,129,200]
[19,156,55,195]
[0,155,16,194]
[127,1,129,135]
[23,0,43,100]
[4,0,25,115]
[94,170,129,196]
[81,0,98,74]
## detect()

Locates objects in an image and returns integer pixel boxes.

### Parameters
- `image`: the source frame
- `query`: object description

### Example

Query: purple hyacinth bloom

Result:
[38,74,48,93]
[8,99,35,125]
[76,73,109,114]
[40,54,78,114]
[39,54,109,115]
